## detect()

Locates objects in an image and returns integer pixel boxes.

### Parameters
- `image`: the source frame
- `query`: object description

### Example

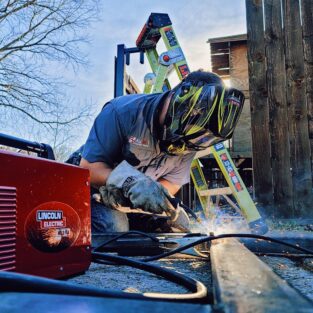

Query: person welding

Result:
[70,71,245,233]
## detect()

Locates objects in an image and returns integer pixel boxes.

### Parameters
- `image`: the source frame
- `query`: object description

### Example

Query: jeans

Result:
[91,193,129,233]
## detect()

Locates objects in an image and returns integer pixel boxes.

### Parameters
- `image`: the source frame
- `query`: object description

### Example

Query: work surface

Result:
[2,231,313,313]
[68,231,313,310]
[68,246,313,301]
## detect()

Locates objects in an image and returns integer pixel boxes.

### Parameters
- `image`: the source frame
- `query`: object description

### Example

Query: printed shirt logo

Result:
[128,136,149,147]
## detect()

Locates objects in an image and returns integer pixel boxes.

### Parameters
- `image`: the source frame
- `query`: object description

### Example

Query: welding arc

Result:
[140,233,313,262]
[0,255,207,303]
[92,252,207,300]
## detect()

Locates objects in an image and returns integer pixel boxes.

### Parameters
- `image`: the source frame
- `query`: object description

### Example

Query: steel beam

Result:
[210,238,313,312]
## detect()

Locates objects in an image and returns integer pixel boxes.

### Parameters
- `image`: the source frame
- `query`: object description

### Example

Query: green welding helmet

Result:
[160,72,245,154]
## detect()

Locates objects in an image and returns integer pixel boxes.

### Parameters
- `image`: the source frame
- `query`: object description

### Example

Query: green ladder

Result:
[135,13,268,234]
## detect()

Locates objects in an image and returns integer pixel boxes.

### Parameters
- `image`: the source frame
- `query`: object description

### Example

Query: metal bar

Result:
[210,238,313,312]
[0,133,55,160]
[114,44,126,97]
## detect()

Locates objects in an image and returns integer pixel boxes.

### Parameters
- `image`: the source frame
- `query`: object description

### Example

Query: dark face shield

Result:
[184,131,224,150]
[161,82,245,154]
[160,131,223,155]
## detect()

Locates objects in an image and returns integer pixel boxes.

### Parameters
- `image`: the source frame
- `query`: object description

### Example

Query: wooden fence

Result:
[246,0,313,217]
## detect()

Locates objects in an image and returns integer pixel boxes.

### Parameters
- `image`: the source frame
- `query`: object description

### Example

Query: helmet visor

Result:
[183,130,223,150]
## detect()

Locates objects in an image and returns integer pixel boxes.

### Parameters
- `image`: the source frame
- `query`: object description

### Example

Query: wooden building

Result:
[124,72,141,95]
[207,34,252,159]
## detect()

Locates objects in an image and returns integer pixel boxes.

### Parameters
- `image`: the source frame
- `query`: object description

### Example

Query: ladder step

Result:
[199,187,232,197]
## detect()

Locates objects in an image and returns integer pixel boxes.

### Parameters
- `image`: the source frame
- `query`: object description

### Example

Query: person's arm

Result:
[80,102,125,189]
[158,178,181,196]
[80,158,113,189]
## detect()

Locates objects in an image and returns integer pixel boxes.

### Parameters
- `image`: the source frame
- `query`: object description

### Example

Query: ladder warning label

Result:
[214,143,224,151]
[178,64,189,77]
[220,153,243,192]
[164,27,177,46]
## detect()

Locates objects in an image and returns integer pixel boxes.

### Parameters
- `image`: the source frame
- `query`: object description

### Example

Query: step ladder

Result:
[115,13,268,234]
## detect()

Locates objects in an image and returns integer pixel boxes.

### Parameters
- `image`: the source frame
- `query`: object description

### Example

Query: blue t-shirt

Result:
[82,93,195,186]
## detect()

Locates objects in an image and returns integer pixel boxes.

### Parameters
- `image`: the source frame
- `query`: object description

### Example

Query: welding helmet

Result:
[160,72,245,154]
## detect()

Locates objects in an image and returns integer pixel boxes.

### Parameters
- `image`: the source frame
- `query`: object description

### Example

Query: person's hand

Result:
[106,161,171,214]
[98,185,132,209]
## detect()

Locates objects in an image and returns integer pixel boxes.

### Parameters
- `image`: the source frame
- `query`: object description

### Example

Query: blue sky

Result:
[2,0,247,151]
[66,0,247,144]
[74,0,247,104]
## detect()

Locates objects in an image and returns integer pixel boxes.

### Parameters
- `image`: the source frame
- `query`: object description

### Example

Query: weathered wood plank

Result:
[284,0,313,217]
[210,238,313,312]
[211,53,230,72]
[264,0,293,216]
[230,44,249,91]
[246,0,274,208]
[301,0,313,181]
[230,44,253,155]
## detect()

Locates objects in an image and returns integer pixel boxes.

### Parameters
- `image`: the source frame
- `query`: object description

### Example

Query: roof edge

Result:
[207,33,247,44]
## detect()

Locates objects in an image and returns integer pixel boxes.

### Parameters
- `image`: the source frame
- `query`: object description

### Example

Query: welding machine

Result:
[0,133,91,279]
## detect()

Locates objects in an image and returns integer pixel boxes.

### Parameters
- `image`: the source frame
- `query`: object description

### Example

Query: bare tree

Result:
[0,0,99,138]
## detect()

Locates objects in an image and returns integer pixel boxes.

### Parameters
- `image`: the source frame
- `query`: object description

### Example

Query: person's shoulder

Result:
[112,93,154,107]
[110,93,158,115]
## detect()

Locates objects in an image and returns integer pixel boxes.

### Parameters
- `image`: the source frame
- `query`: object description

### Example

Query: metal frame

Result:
[114,45,144,97]
[0,133,55,160]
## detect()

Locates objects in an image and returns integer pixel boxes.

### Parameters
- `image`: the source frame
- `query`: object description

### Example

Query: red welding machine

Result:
[0,135,91,279]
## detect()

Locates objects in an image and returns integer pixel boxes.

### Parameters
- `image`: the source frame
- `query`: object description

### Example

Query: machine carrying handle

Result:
[0,133,55,160]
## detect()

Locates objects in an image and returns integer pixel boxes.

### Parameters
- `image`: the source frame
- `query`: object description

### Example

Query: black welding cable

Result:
[254,252,313,258]
[0,271,150,301]
[140,233,313,262]
[0,256,207,302]
[92,251,207,301]
[93,230,159,252]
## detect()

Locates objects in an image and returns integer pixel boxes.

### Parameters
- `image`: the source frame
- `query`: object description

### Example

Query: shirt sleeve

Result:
[82,103,124,167]
[162,152,196,186]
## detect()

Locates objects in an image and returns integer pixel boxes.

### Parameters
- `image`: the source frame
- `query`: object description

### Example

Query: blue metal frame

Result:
[114,44,144,97]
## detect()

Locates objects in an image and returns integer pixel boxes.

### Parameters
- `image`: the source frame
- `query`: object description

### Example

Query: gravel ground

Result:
[68,228,313,304]
[260,256,313,301]
[68,254,312,303]
[68,256,212,295]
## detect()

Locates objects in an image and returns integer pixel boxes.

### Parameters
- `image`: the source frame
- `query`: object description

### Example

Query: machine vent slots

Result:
[0,186,17,271]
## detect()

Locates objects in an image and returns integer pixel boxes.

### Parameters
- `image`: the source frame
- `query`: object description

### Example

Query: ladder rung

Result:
[199,187,232,197]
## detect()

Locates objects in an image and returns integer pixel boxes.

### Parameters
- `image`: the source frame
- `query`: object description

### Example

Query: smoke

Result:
[191,205,250,235]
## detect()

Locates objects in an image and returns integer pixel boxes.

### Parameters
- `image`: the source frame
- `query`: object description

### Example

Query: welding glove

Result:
[105,160,171,214]
[98,185,132,210]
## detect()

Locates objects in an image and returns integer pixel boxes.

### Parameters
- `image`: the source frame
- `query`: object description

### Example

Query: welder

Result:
[68,71,245,233]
